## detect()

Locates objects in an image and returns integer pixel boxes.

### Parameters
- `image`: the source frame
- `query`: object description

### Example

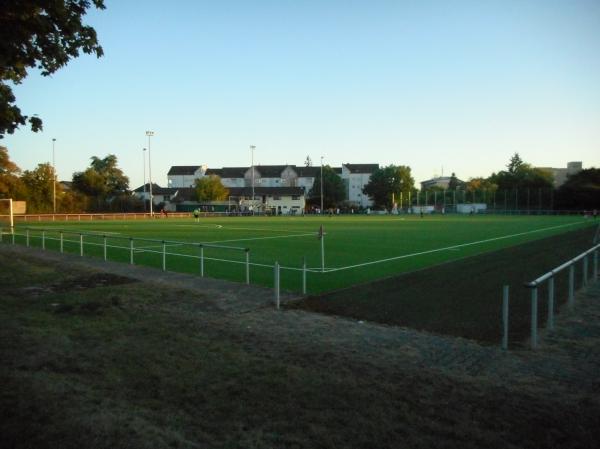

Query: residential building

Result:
[536,162,582,187]
[167,163,378,208]
[420,176,464,190]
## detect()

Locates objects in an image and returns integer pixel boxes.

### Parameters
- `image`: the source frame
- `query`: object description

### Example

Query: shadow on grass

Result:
[292,226,598,347]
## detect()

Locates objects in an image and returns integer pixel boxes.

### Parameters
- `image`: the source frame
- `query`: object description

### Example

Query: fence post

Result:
[302,257,307,295]
[274,261,280,309]
[594,250,598,282]
[531,286,538,350]
[547,277,555,331]
[200,245,204,277]
[583,256,588,287]
[129,238,134,265]
[103,235,107,261]
[42,230,45,250]
[60,231,63,253]
[568,265,575,308]
[245,249,250,285]
[162,241,166,271]
[502,285,509,350]
[80,234,83,256]
[12,230,15,245]
[26,229,29,247]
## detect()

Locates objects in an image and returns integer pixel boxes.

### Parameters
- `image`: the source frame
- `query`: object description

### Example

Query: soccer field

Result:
[5,214,594,294]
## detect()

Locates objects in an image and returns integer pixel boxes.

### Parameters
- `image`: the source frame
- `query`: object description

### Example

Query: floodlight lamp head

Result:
[146,131,154,136]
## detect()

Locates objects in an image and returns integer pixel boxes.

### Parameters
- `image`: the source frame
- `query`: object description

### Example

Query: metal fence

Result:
[501,243,599,350]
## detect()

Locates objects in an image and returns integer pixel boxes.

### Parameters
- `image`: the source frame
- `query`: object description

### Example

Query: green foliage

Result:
[489,154,553,190]
[0,1,105,137]
[362,165,414,208]
[0,145,25,198]
[308,165,346,208]
[448,172,463,191]
[72,155,129,211]
[555,168,600,209]
[465,177,497,193]
[21,163,59,213]
[194,175,229,201]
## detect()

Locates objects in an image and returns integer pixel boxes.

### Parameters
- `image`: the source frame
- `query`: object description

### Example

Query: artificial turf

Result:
[4,214,595,294]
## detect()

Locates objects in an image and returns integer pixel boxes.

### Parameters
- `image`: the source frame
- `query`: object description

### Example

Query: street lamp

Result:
[250,145,256,212]
[142,148,147,212]
[52,138,56,213]
[320,156,324,214]
[145,131,154,216]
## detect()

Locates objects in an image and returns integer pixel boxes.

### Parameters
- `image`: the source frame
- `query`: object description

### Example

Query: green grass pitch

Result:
[6,214,594,294]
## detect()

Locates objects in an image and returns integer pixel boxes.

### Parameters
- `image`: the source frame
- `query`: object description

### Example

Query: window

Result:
[292,195,300,200]
[273,195,281,200]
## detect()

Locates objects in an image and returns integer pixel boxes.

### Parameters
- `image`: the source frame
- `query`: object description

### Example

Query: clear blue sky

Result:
[4,0,600,188]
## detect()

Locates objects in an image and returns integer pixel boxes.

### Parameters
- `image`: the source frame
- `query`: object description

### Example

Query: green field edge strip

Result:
[2,220,590,276]
[323,220,588,273]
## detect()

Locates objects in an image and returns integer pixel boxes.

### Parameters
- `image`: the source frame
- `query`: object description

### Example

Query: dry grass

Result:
[1,245,600,449]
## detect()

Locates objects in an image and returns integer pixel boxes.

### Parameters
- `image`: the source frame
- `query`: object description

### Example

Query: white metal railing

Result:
[504,243,600,350]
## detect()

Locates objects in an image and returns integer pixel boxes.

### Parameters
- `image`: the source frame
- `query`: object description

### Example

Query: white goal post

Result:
[0,199,14,231]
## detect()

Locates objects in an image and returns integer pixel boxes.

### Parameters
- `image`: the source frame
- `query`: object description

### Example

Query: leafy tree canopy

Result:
[362,165,414,208]
[489,154,553,190]
[0,1,105,138]
[0,145,25,198]
[448,172,464,191]
[72,154,129,198]
[21,162,59,213]
[465,177,497,192]
[308,165,346,209]
[555,168,600,210]
[195,175,229,202]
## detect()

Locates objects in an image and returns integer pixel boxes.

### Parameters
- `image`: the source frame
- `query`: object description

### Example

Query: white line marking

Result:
[325,221,585,273]
[202,233,315,244]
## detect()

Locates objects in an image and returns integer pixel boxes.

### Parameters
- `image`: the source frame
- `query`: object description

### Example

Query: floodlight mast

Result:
[320,156,324,214]
[146,131,154,216]
[142,148,147,212]
[250,145,256,213]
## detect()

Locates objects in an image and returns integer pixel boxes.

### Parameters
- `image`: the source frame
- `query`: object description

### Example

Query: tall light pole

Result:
[52,138,56,213]
[320,156,324,214]
[142,148,147,212]
[250,145,256,211]
[146,131,154,216]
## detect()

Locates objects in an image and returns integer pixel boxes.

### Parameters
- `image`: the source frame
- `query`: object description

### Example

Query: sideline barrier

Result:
[514,243,600,350]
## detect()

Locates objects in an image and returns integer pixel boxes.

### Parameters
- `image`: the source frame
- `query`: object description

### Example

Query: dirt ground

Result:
[2,243,600,448]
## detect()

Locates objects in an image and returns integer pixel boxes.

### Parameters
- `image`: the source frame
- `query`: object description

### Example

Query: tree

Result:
[555,168,600,210]
[0,1,105,138]
[304,155,312,167]
[362,165,414,208]
[0,145,26,198]
[489,154,554,190]
[448,172,463,191]
[195,175,229,202]
[21,163,58,213]
[308,166,345,209]
[507,153,524,174]
[72,154,129,211]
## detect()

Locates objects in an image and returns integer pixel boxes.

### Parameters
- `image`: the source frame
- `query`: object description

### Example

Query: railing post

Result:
[302,257,307,295]
[129,238,134,265]
[502,285,509,350]
[42,230,45,250]
[60,231,64,253]
[80,233,83,256]
[26,229,29,247]
[274,261,280,309]
[547,277,555,331]
[530,286,538,350]
[162,241,166,271]
[594,250,598,282]
[200,245,204,277]
[12,230,15,245]
[568,265,575,308]
[583,256,588,287]
[245,249,250,285]
[103,235,107,261]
